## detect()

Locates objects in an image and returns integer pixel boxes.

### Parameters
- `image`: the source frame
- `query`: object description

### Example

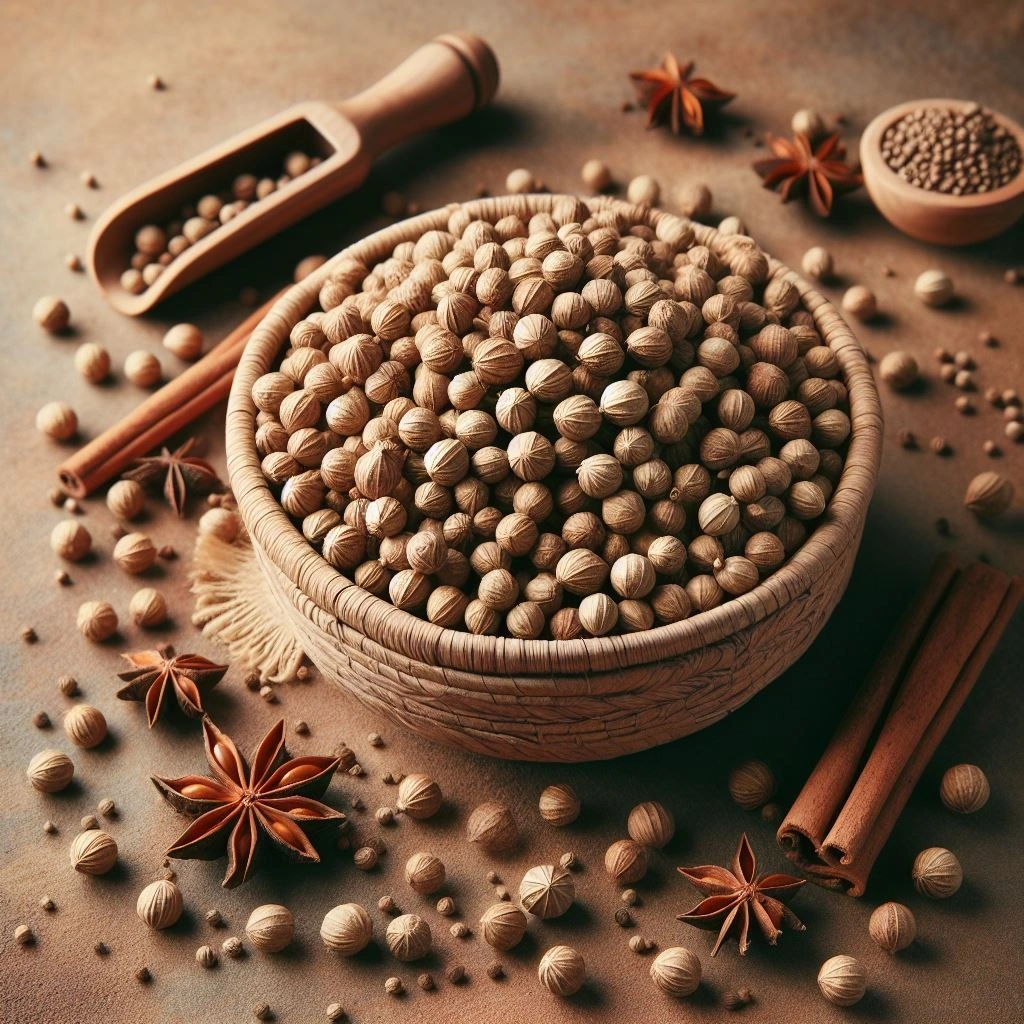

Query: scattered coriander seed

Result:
[446,964,467,984]
[955,395,974,414]
[801,246,833,281]
[376,807,394,826]
[36,401,78,440]
[614,907,634,927]
[559,851,578,871]
[650,946,702,997]
[135,966,152,983]
[54,569,71,586]
[43,820,58,834]
[912,846,962,898]
[486,961,505,981]
[14,924,34,946]
[983,440,1001,457]
[791,107,826,139]
[66,253,84,272]
[539,783,581,826]
[253,1003,272,1021]
[629,935,655,954]
[65,202,85,220]
[48,487,67,507]
[728,760,776,809]
[259,685,276,703]
[245,905,294,952]
[979,329,998,347]
[33,296,70,332]
[954,369,975,390]
[158,544,177,560]
[723,989,754,1010]
[74,342,112,383]
[124,351,162,388]
[505,168,536,194]
[368,731,384,747]
[58,674,79,697]
[30,150,46,167]
[868,902,917,953]
[626,174,660,206]
[295,720,310,736]
[486,870,500,884]
[878,351,918,390]
[129,588,168,627]
[351,797,364,811]
[964,471,1014,517]
[32,710,50,729]
[353,846,378,871]
[137,879,184,930]
[436,896,456,917]
[162,323,204,361]
[21,625,39,643]
[817,954,867,1006]
[40,896,56,912]
[929,436,950,456]
[940,764,990,813]
[325,1004,345,1022]
[418,972,436,992]
[147,73,165,90]
[914,269,954,307]
[80,814,99,830]
[378,894,397,914]
[841,285,877,321]
[27,749,74,792]
[64,497,82,514]
[761,801,781,822]
[98,798,116,818]
[450,922,470,939]
[69,828,118,875]
[206,909,225,928]
[620,888,639,907]
[580,159,612,193]
[939,363,958,383]
[494,885,510,901]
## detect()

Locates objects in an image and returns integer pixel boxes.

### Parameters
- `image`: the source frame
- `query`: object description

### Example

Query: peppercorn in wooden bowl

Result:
[226,195,882,761]
[861,99,1024,246]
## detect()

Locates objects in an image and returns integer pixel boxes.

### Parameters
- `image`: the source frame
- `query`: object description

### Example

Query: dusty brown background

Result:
[1,1,1023,1022]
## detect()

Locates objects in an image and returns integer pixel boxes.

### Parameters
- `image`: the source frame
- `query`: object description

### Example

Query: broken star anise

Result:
[117,646,227,727]
[122,437,222,517]
[629,53,735,136]
[753,132,863,217]
[152,718,344,888]
[677,833,806,955]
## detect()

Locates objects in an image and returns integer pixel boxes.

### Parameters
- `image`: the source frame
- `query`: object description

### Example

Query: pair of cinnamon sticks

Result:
[57,291,285,498]
[779,554,1022,896]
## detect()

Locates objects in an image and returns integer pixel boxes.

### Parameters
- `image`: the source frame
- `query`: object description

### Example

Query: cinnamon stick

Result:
[58,291,285,497]
[778,556,1021,896]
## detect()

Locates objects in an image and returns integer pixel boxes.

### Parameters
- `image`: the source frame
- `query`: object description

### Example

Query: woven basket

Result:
[226,195,883,762]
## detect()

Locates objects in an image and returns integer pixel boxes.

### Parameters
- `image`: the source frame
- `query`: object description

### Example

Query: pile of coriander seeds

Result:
[251,197,851,640]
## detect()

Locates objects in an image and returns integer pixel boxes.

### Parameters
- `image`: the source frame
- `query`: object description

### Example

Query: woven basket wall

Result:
[227,195,883,762]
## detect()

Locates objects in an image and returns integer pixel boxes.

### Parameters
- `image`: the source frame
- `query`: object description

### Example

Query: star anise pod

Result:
[677,834,806,955]
[629,53,735,136]
[152,718,344,888]
[753,132,863,217]
[122,437,222,517]
[117,646,227,727]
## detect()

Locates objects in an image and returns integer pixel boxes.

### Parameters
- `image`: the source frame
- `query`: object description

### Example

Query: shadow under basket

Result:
[225,195,883,762]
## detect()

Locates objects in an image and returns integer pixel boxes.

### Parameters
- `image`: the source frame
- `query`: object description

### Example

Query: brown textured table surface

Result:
[2,2,1023,1023]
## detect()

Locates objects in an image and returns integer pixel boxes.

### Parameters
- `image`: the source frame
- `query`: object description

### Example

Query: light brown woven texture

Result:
[226,195,883,761]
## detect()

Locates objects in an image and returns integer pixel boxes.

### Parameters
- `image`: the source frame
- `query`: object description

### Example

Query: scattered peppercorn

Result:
[21,626,38,643]
[983,440,1001,457]
[487,961,505,981]
[614,907,634,927]
[954,396,975,414]
[40,896,56,912]
[294,720,310,735]
[32,711,51,729]
[55,569,71,586]
[135,967,152,983]
[450,922,470,939]
[486,870,500,885]
[43,820,57,835]
[94,941,109,956]
[417,973,436,991]
[206,909,225,928]
[930,436,951,455]
[446,964,467,984]
[252,1002,272,1021]
[157,544,177,560]
[368,732,384,747]
[81,815,99,831]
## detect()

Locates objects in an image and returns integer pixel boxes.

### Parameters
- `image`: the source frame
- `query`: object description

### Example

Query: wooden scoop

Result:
[87,33,499,315]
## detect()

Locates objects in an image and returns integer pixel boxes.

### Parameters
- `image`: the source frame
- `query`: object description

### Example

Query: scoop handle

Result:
[338,33,499,159]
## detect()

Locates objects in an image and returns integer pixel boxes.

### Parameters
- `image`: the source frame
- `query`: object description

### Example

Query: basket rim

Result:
[227,194,883,677]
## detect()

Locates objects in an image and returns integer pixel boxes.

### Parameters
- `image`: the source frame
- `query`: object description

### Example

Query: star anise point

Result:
[122,437,223,517]
[677,833,806,956]
[629,54,734,137]
[153,718,344,888]
[753,131,863,216]
[117,648,227,727]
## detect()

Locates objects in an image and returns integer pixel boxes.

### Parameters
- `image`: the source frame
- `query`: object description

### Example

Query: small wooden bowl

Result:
[860,99,1024,246]
[227,195,883,762]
